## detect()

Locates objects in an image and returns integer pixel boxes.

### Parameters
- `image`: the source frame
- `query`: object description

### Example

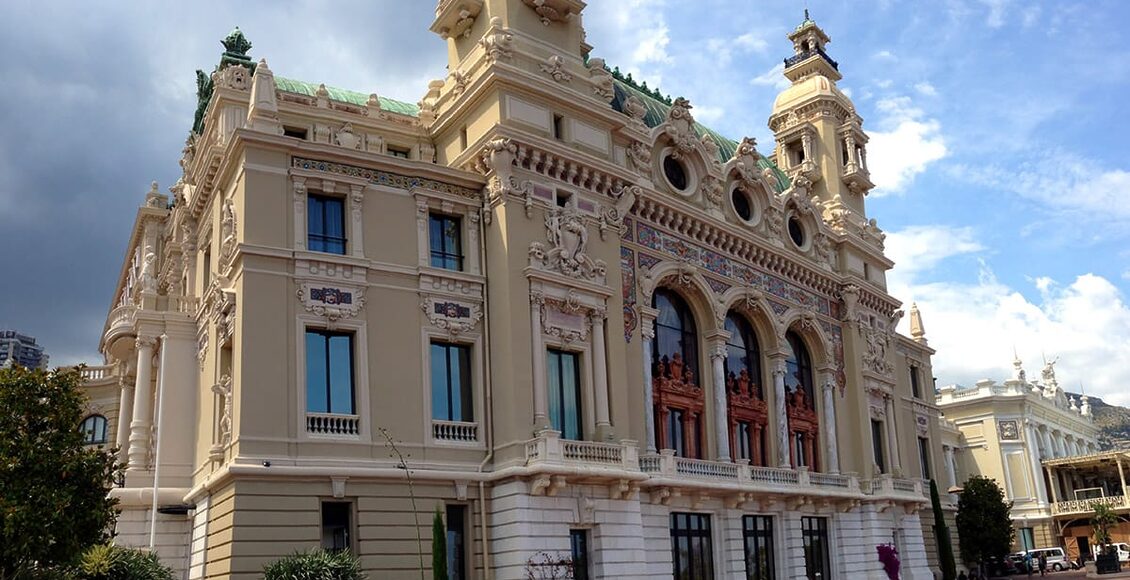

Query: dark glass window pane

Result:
[306,330,354,415]
[919,437,931,479]
[670,513,714,580]
[802,517,830,580]
[321,501,352,552]
[570,529,590,580]
[447,505,466,580]
[308,194,347,254]
[872,419,886,473]
[431,342,473,422]
[306,331,328,413]
[784,331,813,400]
[743,516,775,580]
[429,213,463,271]
[547,349,582,440]
[653,289,698,381]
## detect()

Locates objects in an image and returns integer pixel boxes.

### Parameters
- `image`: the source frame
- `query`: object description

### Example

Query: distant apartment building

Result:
[0,329,49,369]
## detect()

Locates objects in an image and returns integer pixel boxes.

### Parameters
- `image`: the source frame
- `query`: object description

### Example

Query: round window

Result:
[788,215,806,247]
[731,188,752,221]
[663,155,689,191]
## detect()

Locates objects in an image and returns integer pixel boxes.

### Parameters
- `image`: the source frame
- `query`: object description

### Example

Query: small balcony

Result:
[102,304,137,353]
[524,430,640,471]
[1051,495,1129,516]
[305,412,361,438]
[842,161,874,193]
[432,420,479,445]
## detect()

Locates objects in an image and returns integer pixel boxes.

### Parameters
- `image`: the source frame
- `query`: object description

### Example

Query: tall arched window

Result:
[80,414,108,446]
[725,312,767,465]
[784,331,818,470]
[653,289,698,381]
[652,289,704,458]
[784,331,813,400]
[723,314,761,397]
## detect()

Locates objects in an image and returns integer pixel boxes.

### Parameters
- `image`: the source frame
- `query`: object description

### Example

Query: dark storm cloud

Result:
[0,1,447,365]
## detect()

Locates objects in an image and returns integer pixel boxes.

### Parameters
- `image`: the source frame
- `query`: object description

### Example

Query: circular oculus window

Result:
[731,188,753,222]
[662,154,689,192]
[788,215,806,247]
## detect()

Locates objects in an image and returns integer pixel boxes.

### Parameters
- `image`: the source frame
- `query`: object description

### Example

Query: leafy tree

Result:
[1092,502,1118,554]
[262,549,365,580]
[432,507,447,580]
[930,479,957,580]
[0,366,121,579]
[955,475,1014,567]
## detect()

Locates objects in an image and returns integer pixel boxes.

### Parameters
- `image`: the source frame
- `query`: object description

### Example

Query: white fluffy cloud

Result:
[750,62,789,91]
[867,96,948,195]
[887,225,1130,406]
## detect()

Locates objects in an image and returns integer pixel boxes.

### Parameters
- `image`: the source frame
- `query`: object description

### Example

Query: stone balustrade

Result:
[305,412,361,438]
[524,430,639,471]
[1050,495,1128,516]
[432,419,479,444]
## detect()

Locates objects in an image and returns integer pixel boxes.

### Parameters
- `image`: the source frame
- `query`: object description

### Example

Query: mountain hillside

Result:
[1070,393,1130,450]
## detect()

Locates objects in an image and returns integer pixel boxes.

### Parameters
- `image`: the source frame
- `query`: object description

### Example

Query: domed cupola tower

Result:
[768,12,874,220]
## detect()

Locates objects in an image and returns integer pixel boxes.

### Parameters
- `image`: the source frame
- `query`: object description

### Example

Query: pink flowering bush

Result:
[877,543,900,580]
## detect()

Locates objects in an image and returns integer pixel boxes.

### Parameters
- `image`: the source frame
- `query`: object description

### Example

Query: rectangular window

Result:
[1019,527,1035,552]
[742,515,775,580]
[910,365,921,398]
[459,126,468,150]
[553,114,564,140]
[547,349,583,440]
[570,529,590,580]
[428,213,463,271]
[736,421,752,462]
[667,408,686,457]
[321,501,352,552]
[872,419,886,473]
[308,194,347,254]
[387,145,411,158]
[305,330,354,415]
[283,126,308,140]
[202,245,212,289]
[430,342,473,422]
[670,513,714,580]
[446,505,467,580]
[801,517,830,580]
[919,436,932,480]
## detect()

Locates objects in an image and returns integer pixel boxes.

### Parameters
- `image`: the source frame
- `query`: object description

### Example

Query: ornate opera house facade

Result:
[79,2,953,578]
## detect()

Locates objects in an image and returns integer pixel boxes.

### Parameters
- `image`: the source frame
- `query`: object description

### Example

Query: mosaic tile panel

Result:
[621,247,638,343]
[705,276,732,296]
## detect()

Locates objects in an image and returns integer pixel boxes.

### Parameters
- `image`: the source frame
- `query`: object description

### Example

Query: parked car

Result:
[1026,547,1071,572]
[985,555,1021,576]
[1092,542,1130,563]
[1008,552,1032,573]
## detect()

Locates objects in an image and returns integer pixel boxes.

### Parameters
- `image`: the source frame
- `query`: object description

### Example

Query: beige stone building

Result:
[80,3,954,579]
[936,357,1101,561]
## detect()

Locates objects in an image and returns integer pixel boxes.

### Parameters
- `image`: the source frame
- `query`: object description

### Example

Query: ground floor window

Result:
[802,516,831,580]
[1019,527,1035,552]
[570,529,590,580]
[671,512,714,580]
[446,505,467,580]
[321,501,353,552]
[742,515,775,580]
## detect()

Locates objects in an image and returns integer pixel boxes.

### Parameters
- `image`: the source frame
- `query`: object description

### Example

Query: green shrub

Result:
[75,544,173,580]
[263,549,365,580]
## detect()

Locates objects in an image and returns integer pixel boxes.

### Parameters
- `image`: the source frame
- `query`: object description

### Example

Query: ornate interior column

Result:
[591,311,612,439]
[530,292,549,431]
[708,336,731,461]
[127,335,157,470]
[641,312,657,453]
[771,356,790,468]
[821,375,840,473]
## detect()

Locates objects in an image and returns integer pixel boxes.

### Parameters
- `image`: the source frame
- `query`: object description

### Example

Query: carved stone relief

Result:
[540,55,573,83]
[297,283,366,322]
[479,18,514,61]
[529,205,607,283]
[422,296,483,337]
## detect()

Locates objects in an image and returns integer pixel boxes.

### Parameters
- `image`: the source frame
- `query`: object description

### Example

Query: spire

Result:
[909,302,927,344]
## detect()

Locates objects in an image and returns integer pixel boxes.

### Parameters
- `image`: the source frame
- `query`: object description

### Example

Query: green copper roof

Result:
[274,77,420,117]
[610,79,790,192]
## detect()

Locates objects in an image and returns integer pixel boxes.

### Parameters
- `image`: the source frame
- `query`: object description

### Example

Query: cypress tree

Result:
[931,479,958,580]
[432,507,448,580]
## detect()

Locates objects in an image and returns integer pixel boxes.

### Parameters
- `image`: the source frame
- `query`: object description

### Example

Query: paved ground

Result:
[990,569,1089,579]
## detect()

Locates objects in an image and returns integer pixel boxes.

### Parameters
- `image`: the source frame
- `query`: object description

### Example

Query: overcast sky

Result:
[2,0,1128,404]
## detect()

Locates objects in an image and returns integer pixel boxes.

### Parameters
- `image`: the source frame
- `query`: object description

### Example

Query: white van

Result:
[1092,542,1130,563]
[1027,547,1070,571]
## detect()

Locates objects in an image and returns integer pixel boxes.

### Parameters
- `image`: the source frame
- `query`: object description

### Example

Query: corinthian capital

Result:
[135,335,158,350]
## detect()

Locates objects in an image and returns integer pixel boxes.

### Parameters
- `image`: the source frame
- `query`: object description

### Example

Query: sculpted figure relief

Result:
[529,204,607,282]
[663,97,698,158]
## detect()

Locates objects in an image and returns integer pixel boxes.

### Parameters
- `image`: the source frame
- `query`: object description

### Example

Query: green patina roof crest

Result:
[273,77,419,118]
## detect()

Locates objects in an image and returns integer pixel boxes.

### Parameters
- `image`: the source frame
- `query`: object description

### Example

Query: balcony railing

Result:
[306,413,361,438]
[432,420,478,444]
[1051,495,1128,516]
[524,430,639,471]
[79,365,115,382]
[784,47,839,70]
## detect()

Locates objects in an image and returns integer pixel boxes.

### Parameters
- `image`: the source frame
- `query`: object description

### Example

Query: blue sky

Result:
[1,0,1127,403]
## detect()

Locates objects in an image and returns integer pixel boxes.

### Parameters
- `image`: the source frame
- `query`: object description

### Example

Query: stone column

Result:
[530,293,549,431]
[772,358,790,468]
[943,445,957,489]
[348,184,365,258]
[821,376,840,473]
[884,395,901,474]
[591,312,612,439]
[642,316,657,453]
[709,342,731,462]
[115,374,135,464]
[1118,457,1127,498]
[1026,422,1049,506]
[1040,427,1053,460]
[127,335,157,471]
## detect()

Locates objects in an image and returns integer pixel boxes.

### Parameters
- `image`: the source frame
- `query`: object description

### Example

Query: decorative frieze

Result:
[421,296,483,337]
[292,157,480,200]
